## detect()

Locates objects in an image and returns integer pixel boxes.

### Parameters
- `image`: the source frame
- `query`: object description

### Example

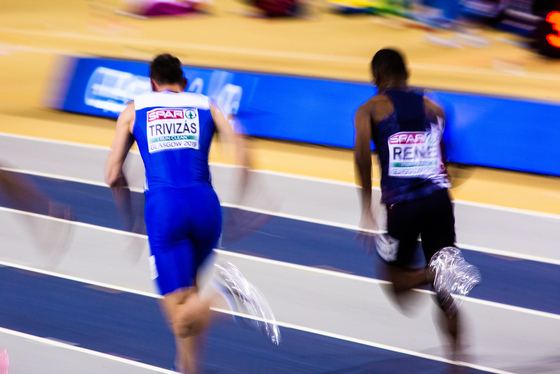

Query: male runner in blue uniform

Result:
[104,54,249,373]
[354,48,465,365]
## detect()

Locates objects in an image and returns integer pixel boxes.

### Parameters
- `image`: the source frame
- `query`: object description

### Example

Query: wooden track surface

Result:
[0,0,560,215]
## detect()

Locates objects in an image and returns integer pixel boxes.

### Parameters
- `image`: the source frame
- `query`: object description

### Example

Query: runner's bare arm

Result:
[105,102,136,188]
[354,104,375,228]
[210,104,250,194]
[0,168,53,214]
[211,104,249,168]
[105,102,136,232]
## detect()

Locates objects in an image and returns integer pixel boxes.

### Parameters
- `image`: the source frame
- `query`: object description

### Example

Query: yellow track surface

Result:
[1,0,559,214]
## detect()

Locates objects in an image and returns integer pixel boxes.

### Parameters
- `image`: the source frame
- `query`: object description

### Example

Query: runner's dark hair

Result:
[370,48,408,81]
[150,54,184,85]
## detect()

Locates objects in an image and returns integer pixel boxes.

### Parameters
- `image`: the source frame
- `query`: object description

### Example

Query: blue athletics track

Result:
[0,168,539,374]
[0,137,558,374]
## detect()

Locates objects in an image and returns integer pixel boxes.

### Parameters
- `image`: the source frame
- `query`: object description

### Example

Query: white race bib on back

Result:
[146,108,200,153]
[388,131,442,178]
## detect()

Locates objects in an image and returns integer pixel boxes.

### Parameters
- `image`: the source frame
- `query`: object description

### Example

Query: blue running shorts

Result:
[144,184,222,295]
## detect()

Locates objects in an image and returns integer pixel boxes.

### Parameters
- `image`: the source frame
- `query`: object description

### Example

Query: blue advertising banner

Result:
[53,57,560,176]
[55,57,373,149]
[430,91,560,176]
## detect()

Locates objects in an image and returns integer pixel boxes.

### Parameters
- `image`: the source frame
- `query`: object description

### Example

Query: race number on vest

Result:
[147,108,200,153]
[388,131,441,178]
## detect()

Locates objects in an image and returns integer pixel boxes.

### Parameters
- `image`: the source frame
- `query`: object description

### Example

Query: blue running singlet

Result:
[133,91,222,295]
[372,90,450,205]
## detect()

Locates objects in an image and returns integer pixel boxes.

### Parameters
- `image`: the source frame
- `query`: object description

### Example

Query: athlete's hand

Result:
[222,207,272,242]
[356,210,378,255]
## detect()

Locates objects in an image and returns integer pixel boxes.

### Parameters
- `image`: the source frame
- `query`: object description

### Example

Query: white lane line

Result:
[0,261,518,374]
[0,301,513,374]
[223,197,560,241]
[455,199,560,221]
[2,179,560,267]
[1,29,560,83]
[2,164,560,265]
[211,307,515,374]
[221,202,373,232]
[0,327,176,373]
[216,165,560,221]
[459,243,560,267]
[1,225,559,325]
[2,131,559,221]
[4,157,560,223]
[412,62,560,81]
[216,249,560,321]
[3,134,560,263]
[0,30,368,64]
[4,191,560,268]
[0,167,110,189]
[242,167,358,187]
[0,132,111,151]
[0,206,146,238]
[0,258,157,299]
[0,43,90,58]
[114,10,149,19]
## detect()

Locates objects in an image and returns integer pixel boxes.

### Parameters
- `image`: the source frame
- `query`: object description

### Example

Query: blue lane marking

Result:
[1,171,560,316]
[0,266,174,367]
[0,265,494,373]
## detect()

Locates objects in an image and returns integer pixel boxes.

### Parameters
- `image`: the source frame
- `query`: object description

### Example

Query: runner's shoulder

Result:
[360,94,391,113]
[423,96,444,119]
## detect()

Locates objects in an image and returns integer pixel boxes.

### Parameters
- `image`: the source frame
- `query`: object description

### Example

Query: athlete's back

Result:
[133,91,216,190]
[372,90,449,204]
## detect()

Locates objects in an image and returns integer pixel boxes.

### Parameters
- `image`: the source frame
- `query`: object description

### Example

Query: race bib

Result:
[388,131,441,178]
[146,108,199,153]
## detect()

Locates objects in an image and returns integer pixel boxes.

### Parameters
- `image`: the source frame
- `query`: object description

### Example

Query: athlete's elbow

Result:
[104,166,124,188]
[354,154,371,170]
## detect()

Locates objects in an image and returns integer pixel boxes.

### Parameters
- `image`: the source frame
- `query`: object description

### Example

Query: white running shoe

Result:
[214,261,281,346]
[429,247,481,313]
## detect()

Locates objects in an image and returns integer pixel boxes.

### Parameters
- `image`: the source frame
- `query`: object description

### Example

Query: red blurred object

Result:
[0,349,8,374]
[530,1,560,57]
[144,0,195,15]
[545,10,560,47]
[254,0,298,17]
[122,0,197,16]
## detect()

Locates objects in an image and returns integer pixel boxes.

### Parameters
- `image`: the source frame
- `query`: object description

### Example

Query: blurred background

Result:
[0,0,559,373]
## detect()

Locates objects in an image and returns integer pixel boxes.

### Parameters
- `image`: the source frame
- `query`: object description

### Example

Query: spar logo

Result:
[389,132,427,145]
[147,109,185,122]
